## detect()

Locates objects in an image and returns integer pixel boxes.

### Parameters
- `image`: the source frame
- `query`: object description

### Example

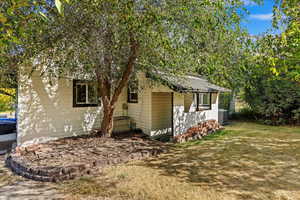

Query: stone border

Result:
[174,120,223,143]
[5,143,166,182]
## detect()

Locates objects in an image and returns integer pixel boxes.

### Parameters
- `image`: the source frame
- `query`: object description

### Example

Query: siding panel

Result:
[17,65,127,146]
[151,93,172,132]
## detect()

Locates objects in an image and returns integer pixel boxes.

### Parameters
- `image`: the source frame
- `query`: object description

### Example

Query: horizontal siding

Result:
[151,93,172,131]
[184,93,194,112]
[17,66,220,144]
[128,73,151,134]
[17,66,127,146]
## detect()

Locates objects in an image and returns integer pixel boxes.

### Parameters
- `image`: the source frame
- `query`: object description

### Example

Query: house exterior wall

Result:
[17,65,127,146]
[17,64,220,145]
[151,92,172,135]
[173,92,219,136]
[127,73,152,134]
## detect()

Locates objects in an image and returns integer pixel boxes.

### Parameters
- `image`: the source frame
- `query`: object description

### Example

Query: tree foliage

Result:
[239,0,300,125]
[1,0,254,135]
[0,0,54,96]
[245,79,300,125]
[263,0,300,81]
[0,89,15,112]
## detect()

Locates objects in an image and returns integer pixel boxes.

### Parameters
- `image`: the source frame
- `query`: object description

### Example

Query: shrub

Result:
[244,79,300,125]
[230,107,258,120]
[219,93,231,110]
[0,89,15,112]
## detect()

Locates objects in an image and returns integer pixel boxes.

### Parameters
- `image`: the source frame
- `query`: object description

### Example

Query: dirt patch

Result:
[6,133,168,182]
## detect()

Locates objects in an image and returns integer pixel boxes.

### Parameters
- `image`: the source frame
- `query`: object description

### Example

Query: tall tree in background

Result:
[258,0,300,81]
[194,0,262,112]
[239,0,300,124]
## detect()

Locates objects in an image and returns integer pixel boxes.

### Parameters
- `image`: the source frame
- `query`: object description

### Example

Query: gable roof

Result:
[149,73,231,93]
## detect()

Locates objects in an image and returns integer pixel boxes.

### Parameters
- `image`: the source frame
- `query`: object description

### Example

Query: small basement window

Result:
[196,93,212,111]
[128,80,138,103]
[73,80,99,107]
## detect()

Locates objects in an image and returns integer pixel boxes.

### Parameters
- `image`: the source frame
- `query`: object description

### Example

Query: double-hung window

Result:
[128,80,138,103]
[73,80,99,107]
[196,93,212,111]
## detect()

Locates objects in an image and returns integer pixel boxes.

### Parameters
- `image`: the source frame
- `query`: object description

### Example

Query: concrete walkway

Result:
[0,156,64,200]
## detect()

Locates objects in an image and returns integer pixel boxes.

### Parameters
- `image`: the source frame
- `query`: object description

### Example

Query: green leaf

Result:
[0,14,7,23]
[55,0,63,15]
[39,11,49,21]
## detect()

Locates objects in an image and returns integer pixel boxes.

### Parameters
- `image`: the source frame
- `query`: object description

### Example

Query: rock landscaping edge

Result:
[174,120,223,143]
[5,135,168,182]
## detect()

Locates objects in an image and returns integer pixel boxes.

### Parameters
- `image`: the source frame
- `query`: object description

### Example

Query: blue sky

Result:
[241,0,279,35]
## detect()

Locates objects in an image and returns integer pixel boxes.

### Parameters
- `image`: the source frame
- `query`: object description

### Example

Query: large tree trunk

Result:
[100,104,115,137]
[98,34,139,137]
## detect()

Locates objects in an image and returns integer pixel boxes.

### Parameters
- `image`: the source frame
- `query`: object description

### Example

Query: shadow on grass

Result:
[137,122,300,200]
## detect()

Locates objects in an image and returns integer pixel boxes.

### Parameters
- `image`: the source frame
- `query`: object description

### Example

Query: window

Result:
[128,80,138,103]
[196,93,212,111]
[73,80,99,107]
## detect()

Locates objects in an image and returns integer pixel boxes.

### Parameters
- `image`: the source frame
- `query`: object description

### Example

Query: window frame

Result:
[196,92,212,111]
[73,80,99,107]
[127,80,138,103]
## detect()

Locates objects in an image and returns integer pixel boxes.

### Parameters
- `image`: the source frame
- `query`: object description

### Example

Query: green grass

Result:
[61,121,300,200]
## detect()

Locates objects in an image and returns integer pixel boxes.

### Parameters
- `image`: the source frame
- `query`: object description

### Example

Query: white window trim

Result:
[73,80,99,107]
[128,81,138,103]
[76,82,89,104]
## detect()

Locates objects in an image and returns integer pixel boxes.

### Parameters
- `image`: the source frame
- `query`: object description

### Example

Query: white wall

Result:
[151,92,172,135]
[17,65,127,146]
[18,65,220,145]
[173,93,219,136]
[127,73,152,134]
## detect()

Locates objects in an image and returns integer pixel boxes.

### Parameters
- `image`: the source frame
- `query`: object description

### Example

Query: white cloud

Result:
[249,13,273,20]
[242,0,257,6]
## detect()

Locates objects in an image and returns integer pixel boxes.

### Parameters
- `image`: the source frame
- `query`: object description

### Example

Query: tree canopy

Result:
[0,0,257,134]
[234,0,300,124]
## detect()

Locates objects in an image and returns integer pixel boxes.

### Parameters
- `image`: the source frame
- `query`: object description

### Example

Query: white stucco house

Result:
[17,65,230,146]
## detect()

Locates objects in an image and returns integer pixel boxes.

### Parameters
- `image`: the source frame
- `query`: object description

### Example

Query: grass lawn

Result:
[60,121,300,200]
[0,156,22,188]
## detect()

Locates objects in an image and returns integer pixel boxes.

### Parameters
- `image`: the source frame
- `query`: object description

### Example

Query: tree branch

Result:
[111,35,139,105]
[0,89,15,98]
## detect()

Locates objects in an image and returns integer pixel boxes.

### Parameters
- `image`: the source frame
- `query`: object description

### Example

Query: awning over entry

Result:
[148,73,231,93]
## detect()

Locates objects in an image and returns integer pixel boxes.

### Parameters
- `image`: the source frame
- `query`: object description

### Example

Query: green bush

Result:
[244,79,300,125]
[230,107,258,120]
[219,92,231,110]
[219,93,231,110]
[0,89,15,112]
